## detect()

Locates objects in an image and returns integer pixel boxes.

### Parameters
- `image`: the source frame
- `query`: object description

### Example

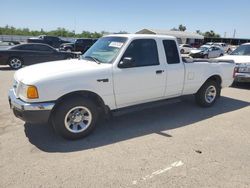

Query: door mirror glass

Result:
[119,57,135,68]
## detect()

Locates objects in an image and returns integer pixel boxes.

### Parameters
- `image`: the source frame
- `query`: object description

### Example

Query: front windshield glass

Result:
[199,46,209,51]
[231,45,250,55]
[82,37,127,64]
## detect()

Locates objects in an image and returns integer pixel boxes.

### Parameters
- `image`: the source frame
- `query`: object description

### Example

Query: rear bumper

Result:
[8,89,55,123]
[234,73,250,82]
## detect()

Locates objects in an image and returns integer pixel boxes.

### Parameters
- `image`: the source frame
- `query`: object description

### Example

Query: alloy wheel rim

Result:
[10,58,22,69]
[64,106,92,133]
[205,85,217,103]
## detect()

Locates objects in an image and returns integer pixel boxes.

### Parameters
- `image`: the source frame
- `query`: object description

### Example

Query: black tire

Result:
[65,48,72,52]
[52,97,99,140]
[219,54,223,57]
[180,49,185,54]
[8,57,23,70]
[195,80,220,107]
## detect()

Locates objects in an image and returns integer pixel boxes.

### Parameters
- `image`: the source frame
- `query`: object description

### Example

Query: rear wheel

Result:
[52,97,99,140]
[180,49,185,54]
[8,57,23,70]
[195,80,220,107]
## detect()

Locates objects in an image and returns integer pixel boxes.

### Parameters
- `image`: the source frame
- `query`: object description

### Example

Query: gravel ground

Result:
[0,65,249,188]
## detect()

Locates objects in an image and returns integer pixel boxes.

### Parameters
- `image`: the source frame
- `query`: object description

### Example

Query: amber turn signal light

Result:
[27,86,39,99]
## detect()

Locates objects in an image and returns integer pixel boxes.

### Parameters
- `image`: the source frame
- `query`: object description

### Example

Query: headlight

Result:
[238,67,249,73]
[19,83,39,99]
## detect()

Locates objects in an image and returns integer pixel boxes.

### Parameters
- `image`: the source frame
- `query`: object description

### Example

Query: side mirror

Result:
[118,57,135,68]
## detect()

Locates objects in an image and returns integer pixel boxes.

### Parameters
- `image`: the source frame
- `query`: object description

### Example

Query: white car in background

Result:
[190,45,224,59]
[179,44,196,54]
[217,43,250,83]
[214,43,232,53]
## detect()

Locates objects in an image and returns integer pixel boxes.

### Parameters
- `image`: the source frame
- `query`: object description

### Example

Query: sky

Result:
[1,0,250,38]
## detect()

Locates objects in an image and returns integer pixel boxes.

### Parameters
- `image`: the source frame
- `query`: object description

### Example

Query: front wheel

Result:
[66,48,72,52]
[52,97,99,140]
[195,80,220,107]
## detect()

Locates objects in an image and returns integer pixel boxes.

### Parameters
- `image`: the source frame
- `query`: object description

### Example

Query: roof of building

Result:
[136,29,204,39]
[105,33,176,40]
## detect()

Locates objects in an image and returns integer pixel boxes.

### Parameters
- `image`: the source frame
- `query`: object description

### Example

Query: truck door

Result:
[162,40,185,97]
[113,39,166,108]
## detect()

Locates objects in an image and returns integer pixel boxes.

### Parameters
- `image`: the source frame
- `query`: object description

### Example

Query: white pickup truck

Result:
[8,34,235,139]
[217,43,250,83]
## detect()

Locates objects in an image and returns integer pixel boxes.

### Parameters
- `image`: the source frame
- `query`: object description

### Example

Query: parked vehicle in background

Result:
[214,43,232,53]
[205,42,214,46]
[190,45,224,58]
[0,41,18,50]
[0,43,76,69]
[179,44,196,54]
[27,35,70,48]
[59,38,97,53]
[3,41,21,45]
[217,43,250,83]
[8,34,235,139]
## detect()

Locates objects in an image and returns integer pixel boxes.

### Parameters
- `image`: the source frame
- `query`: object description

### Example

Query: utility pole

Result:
[233,29,236,38]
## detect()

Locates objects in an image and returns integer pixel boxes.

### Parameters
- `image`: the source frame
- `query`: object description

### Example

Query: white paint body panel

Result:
[13,34,235,110]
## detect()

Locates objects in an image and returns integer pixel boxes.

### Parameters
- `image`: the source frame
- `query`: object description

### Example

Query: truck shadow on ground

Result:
[24,96,249,153]
[231,83,250,90]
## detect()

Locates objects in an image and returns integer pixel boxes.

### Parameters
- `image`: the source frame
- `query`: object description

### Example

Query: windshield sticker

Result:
[109,42,124,48]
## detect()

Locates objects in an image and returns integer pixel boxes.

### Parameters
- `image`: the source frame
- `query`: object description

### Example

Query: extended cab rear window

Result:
[162,40,180,64]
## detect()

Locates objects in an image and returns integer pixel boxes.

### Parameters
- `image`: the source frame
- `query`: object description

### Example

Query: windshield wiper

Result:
[84,56,101,64]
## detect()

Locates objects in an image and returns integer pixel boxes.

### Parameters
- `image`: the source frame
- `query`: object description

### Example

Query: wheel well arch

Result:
[205,75,222,87]
[51,90,107,113]
[65,46,73,50]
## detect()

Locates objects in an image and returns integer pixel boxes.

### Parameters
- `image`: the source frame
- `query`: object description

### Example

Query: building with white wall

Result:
[136,29,204,45]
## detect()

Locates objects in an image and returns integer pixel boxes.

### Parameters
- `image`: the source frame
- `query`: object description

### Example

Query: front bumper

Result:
[234,73,250,83]
[8,89,55,123]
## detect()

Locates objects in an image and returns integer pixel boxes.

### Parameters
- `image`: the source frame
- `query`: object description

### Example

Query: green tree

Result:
[0,25,106,38]
[178,24,186,31]
[171,24,187,31]
[203,30,220,38]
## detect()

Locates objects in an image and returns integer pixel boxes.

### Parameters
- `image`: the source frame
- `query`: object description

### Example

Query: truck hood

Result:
[14,59,111,84]
[217,55,250,64]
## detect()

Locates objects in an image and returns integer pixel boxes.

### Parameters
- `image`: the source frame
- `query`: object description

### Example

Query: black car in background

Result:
[59,38,97,53]
[27,35,70,48]
[0,43,75,69]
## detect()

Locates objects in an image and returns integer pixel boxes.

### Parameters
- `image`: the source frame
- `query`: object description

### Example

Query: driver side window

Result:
[121,39,159,68]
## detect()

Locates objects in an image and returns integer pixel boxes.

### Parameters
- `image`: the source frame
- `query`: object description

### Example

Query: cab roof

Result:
[105,34,176,40]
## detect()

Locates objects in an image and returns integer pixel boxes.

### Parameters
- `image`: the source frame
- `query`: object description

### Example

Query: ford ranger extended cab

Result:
[8,34,235,139]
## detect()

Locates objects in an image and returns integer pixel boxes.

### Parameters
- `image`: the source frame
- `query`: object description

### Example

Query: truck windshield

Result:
[82,36,127,64]
[231,45,250,55]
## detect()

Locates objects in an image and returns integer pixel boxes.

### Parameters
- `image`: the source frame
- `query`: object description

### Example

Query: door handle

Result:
[156,70,164,74]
